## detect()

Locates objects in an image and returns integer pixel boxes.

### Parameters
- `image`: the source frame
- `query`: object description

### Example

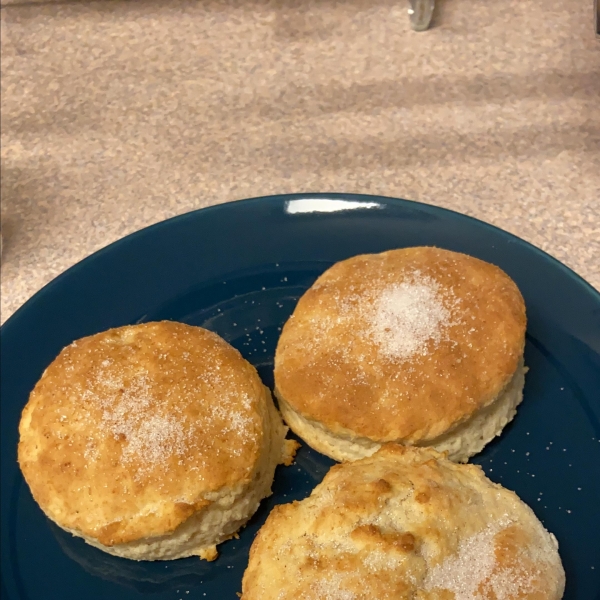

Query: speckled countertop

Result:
[1,0,599,324]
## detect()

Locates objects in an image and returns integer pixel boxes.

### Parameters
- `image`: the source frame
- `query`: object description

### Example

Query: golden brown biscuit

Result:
[18,321,296,561]
[274,247,527,462]
[241,445,565,600]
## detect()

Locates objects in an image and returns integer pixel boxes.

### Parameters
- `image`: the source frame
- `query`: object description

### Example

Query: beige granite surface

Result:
[1,0,599,324]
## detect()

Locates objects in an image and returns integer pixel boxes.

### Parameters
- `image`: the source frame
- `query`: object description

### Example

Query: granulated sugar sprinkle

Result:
[121,413,188,466]
[79,354,257,477]
[311,575,356,600]
[369,271,459,361]
[423,518,534,600]
[82,371,192,474]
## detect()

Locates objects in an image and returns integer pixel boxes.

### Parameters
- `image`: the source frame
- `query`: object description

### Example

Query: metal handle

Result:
[408,0,435,31]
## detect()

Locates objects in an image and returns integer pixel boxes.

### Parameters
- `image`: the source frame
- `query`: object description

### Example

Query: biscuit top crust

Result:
[19,321,266,545]
[275,247,526,442]
[242,445,564,600]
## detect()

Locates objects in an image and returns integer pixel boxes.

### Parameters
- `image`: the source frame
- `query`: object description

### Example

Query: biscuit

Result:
[241,445,565,600]
[274,247,527,462]
[18,321,295,561]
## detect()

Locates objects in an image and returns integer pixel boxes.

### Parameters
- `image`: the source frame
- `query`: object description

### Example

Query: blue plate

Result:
[1,194,599,600]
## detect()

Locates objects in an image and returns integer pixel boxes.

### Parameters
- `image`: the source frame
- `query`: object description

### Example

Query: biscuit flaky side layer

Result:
[277,358,526,463]
[241,445,565,600]
[18,321,293,560]
[274,247,527,453]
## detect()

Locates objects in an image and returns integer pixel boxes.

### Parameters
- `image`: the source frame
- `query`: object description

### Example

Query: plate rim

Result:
[2,192,598,336]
